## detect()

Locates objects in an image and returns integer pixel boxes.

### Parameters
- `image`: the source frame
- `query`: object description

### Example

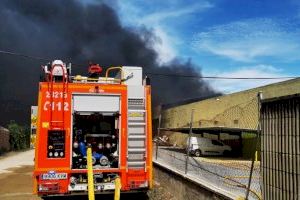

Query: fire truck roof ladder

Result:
[48,61,68,130]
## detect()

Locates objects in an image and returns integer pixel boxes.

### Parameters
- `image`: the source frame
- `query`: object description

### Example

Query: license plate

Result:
[41,172,67,180]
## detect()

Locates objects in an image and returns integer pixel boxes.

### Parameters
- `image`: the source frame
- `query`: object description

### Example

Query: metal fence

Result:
[153,143,261,200]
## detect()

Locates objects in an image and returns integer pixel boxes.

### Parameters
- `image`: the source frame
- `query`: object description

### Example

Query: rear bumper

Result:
[68,182,115,192]
[39,188,149,198]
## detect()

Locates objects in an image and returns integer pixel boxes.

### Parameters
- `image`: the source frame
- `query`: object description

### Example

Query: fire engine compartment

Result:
[72,113,119,169]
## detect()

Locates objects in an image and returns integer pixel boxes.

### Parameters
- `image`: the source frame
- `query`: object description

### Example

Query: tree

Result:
[7,121,30,150]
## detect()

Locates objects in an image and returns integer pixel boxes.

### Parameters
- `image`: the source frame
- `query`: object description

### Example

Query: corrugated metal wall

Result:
[261,95,300,200]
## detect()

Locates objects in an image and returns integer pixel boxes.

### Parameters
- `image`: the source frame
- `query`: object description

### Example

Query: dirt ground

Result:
[0,149,34,173]
[0,165,173,200]
[0,165,39,200]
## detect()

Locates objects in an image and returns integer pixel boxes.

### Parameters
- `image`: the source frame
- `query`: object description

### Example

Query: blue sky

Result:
[111,0,300,93]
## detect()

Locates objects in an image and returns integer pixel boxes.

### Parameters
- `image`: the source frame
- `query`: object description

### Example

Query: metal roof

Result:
[261,93,300,103]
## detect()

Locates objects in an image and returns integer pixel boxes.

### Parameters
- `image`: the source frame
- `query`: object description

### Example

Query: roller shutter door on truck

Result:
[73,94,120,113]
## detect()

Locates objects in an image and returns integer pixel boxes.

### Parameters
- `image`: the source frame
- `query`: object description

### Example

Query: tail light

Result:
[38,183,59,193]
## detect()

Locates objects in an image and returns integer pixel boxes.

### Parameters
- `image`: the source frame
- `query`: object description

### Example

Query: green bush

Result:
[7,121,30,151]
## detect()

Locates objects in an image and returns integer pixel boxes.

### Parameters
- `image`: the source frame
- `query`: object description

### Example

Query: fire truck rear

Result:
[33,60,153,198]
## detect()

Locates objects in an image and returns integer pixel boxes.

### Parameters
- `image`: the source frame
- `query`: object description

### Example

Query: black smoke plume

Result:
[0,0,219,125]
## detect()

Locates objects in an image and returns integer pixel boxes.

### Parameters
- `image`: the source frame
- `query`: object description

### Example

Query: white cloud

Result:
[118,1,213,64]
[151,27,178,64]
[193,18,300,62]
[137,2,213,26]
[205,65,293,93]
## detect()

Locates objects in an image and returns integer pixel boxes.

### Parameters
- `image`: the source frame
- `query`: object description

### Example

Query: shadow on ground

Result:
[42,192,148,200]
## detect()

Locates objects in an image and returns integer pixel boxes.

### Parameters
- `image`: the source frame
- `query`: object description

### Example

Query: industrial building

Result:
[157,78,300,157]
[160,78,300,130]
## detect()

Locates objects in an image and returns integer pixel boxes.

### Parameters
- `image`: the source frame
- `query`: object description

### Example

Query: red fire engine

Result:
[33,60,153,198]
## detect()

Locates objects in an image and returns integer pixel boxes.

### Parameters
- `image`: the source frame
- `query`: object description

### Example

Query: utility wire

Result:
[145,72,297,80]
[0,49,298,80]
[0,49,85,66]
[0,50,51,62]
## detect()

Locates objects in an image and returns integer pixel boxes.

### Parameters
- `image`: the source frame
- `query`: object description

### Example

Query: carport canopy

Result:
[159,127,258,136]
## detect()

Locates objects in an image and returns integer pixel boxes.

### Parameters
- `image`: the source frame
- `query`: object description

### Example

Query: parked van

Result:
[186,136,231,157]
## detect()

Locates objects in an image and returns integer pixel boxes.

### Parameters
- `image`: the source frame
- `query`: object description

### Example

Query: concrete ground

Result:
[0,149,172,200]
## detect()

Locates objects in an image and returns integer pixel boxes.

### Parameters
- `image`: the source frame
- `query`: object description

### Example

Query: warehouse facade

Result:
[160,78,300,130]
[157,78,300,158]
